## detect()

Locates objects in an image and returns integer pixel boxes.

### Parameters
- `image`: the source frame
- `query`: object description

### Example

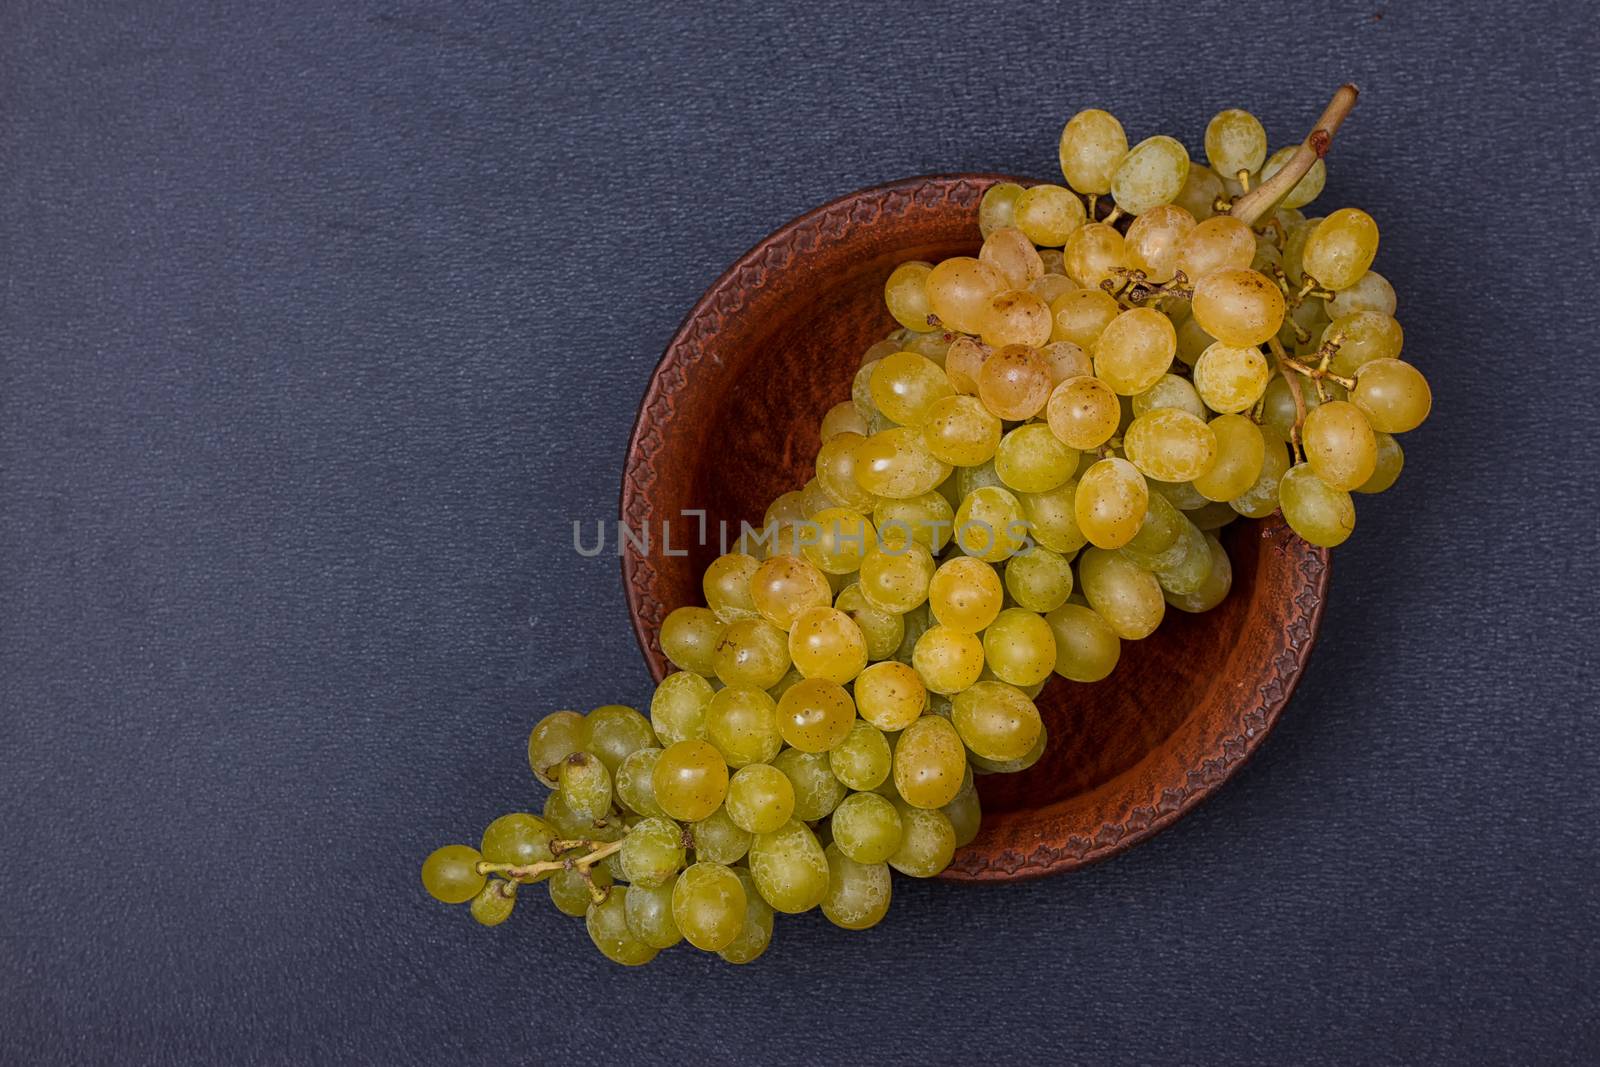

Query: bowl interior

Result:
[622,175,1328,879]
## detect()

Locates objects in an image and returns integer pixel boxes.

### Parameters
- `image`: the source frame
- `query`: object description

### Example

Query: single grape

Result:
[615,747,667,819]
[980,225,1046,288]
[1327,270,1397,319]
[884,262,934,331]
[1050,287,1122,348]
[1063,223,1127,290]
[1175,215,1256,282]
[1046,374,1120,450]
[421,844,486,905]
[821,844,893,931]
[1191,268,1285,347]
[888,800,957,878]
[1032,273,1076,305]
[1324,311,1404,377]
[688,806,752,865]
[585,704,654,774]
[749,819,831,913]
[670,861,747,952]
[1078,546,1165,639]
[1040,339,1093,387]
[558,752,613,821]
[922,393,1003,468]
[527,710,586,787]
[1281,216,1323,286]
[480,813,556,877]
[1125,203,1198,282]
[1192,414,1266,502]
[1111,136,1190,215]
[828,720,893,792]
[1124,408,1218,482]
[651,739,729,822]
[1231,426,1293,518]
[995,423,1080,494]
[819,400,869,442]
[712,617,791,689]
[953,485,1027,562]
[659,606,725,676]
[979,182,1026,238]
[750,554,833,632]
[833,583,906,662]
[1173,162,1224,221]
[853,660,928,732]
[718,868,776,964]
[859,541,935,616]
[1014,184,1087,245]
[1193,342,1270,414]
[870,350,954,426]
[786,605,869,684]
[1044,601,1121,682]
[724,763,797,835]
[981,288,1054,348]
[1260,146,1326,209]
[1302,208,1379,291]
[1279,463,1356,547]
[815,431,880,512]
[1357,432,1405,494]
[977,343,1053,420]
[773,747,847,822]
[620,816,687,888]
[541,788,590,839]
[830,791,904,864]
[586,887,658,966]
[1132,373,1208,420]
[470,879,517,927]
[1074,457,1149,549]
[1148,518,1212,596]
[926,256,1006,334]
[892,715,967,808]
[856,426,952,500]
[873,491,954,554]
[1059,109,1128,194]
[1303,400,1378,491]
[1175,311,1217,367]
[701,552,760,622]
[943,336,988,395]
[705,686,782,768]
[549,864,610,918]
[1206,109,1267,177]
[1094,307,1177,396]
[776,677,856,753]
[1003,544,1074,613]
[951,679,1043,761]
[1165,534,1234,612]
[980,608,1057,688]
[623,880,683,949]
[911,625,986,695]
[801,507,877,576]
[1351,358,1432,433]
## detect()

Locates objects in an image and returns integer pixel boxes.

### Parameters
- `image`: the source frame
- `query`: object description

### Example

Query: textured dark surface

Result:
[2,1,1597,1063]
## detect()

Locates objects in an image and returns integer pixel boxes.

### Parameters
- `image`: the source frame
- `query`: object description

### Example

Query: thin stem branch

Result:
[476,837,625,882]
[1268,337,1308,462]
[1230,85,1359,228]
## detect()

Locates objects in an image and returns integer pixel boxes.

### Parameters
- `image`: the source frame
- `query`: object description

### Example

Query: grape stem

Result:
[1268,336,1308,462]
[1229,84,1360,228]
[475,837,625,882]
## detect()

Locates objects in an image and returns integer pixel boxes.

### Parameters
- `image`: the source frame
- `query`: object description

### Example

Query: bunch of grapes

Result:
[423,86,1429,965]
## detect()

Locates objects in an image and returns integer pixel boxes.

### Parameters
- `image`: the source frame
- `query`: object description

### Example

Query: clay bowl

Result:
[621,174,1330,881]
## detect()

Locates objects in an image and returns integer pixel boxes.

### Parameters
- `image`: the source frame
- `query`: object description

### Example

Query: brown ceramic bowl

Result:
[620,174,1330,881]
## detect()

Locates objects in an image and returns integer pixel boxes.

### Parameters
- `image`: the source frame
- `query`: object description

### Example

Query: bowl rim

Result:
[618,172,1331,880]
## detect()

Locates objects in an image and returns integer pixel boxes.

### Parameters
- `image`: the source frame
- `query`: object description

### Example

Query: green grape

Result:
[719,869,776,964]
[1327,270,1397,319]
[942,771,983,847]
[585,704,654,774]
[1165,534,1233,612]
[1357,432,1404,494]
[852,360,883,419]
[725,763,797,834]
[527,710,586,787]
[1175,215,1256,281]
[1045,375,1119,451]
[1093,308,1177,396]
[549,864,610,917]
[1302,400,1377,491]
[1040,339,1093,385]
[995,423,1080,493]
[955,457,1005,499]
[1279,463,1356,547]
[891,602,932,667]
[829,720,893,791]
[1059,108,1127,195]
[1260,146,1326,210]
[952,679,1043,761]
[853,660,927,732]
[885,262,934,331]
[749,819,831,913]
[540,788,589,839]
[859,542,935,616]
[822,844,893,931]
[1186,500,1238,531]
[1003,544,1074,613]
[820,400,869,442]
[1125,203,1198,282]
[1324,311,1404,377]
[705,686,782,768]
[712,617,791,689]
[688,806,751,865]
[651,739,729,822]
[800,476,846,521]
[557,752,613,821]
[981,608,1057,688]
[943,336,988,395]
[623,880,683,949]
[1231,426,1293,518]
[873,491,955,554]
[1175,311,1216,368]
[1192,268,1285,347]
[1111,136,1189,215]
[888,801,957,878]
[1150,519,1212,596]
[1074,457,1149,549]
[703,552,760,621]
[786,606,869,684]
[1351,358,1432,433]
[954,485,1027,562]
[979,227,1043,289]
[856,426,953,500]
[773,747,848,821]
[1045,602,1120,681]
[766,489,809,527]
[480,814,556,878]
[470,879,517,927]
[1150,476,1208,511]
[659,606,725,676]
[1078,546,1165,640]
[833,583,905,662]
[777,677,857,753]
[1013,184,1087,245]
[421,844,486,905]
[1204,108,1268,177]
[830,791,904,864]
[1132,373,1207,420]
[981,288,1054,348]
[670,861,747,952]
[1050,287,1121,349]
[1021,479,1089,554]
[979,182,1026,238]
[968,724,1047,773]
[586,887,658,966]
[1173,162,1224,222]
[892,715,967,808]
[1192,414,1266,502]
[926,256,1007,334]
[1193,342,1270,414]
[870,351,954,426]
[1122,486,1182,557]
[1260,372,1318,440]
[1281,216,1323,286]
[1302,208,1379,290]
[650,671,713,746]
[802,507,877,575]
[1124,408,1217,482]
[912,625,986,695]
[615,748,667,819]
[977,344,1053,421]
[619,816,686,888]
[815,431,879,512]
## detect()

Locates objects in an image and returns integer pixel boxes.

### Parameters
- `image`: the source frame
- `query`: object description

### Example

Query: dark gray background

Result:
[3,1,1597,1063]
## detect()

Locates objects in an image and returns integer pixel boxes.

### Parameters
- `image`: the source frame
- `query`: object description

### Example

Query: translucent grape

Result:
[952,679,1043,761]
[943,336,987,395]
[1260,146,1326,209]
[941,772,983,846]
[546,864,605,917]
[858,541,935,615]
[911,625,986,695]
[955,458,1005,499]
[651,739,730,822]
[558,752,613,821]
[712,617,791,689]
[870,350,954,426]
[615,748,667,819]
[1281,216,1323,286]
[705,686,782,768]
[887,801,957,878]
[1204,109,1268,176]
[1125,204,1197,282]
[926,256,1006,334]
[820,399,869,442]
[527,710,586,787]
[884,262,934,331]
[980,608,1057,688]
[748,819,831,913]
[1165,534,1233,613]
[1063,223,1127,290]
[1059,109,1128,194]
[1003,544,1074,613]
[1074,457,1149,549]
[421,844,486,904]
[1111,135,1189,215]
[892,715,967,808]
[834,583,906,662]
[830,791,904,864]
[855,426,953,499]
[828,720,893,791]
[776,677,856,753]
[1192,268,1285,347]
[659,606,725,676]
[953,485,1027,562]
[541,789,590,839]
[1279,463,1356,546]
[718,869,775,964]
[1351,359,1432,433]
[902,328,951,364]
[995,423,1080,493]
[620,816,687,888]
[1231,426,1293,518]
[1040,339,1093,385]
[927,556,1004,633]
[980,288,1053,348]
[724,763,797,835]
[1050,287,1121,348]
[1173,163,1224,222]
[1303,208,1380,291]
[1260,372,1320,440]
[1093,308,1177,395]
[470,879,516,927]
[980,226,1046,289]
[815,431,880,512]
[1191,341,1268,414]
[585,704,654,774]
[801,507,877,575]
[688,806,751,865]
[702,552,760,622]
[853,660,928,732]
[977,343,1052,420]
[1324,312,1404,377]
[1149,519,1211,596]
[750,554,832,631]
[1192,414,1266,501]
[1031,273,1076,304]
[1303,400,1378,491]
[623,881,683,950]
[1175,311,1216,367]
[666,861,746,952]
[1014,184,1087,245]
[1045,375,1119,450]
[773,747,848,821]
[873,491,954,554]
[1132,373,1208,420]
[1044,602,1121,682]
[1124,408,1218,482]
[1327,271,1397,319]
[586,888,659,966]
[1078,546,1165,639]
[787,606,868,684]
[822,844,893,931]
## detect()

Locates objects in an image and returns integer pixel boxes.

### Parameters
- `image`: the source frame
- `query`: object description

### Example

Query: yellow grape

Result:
[1204,109,1268,177]
[1074,457,1148,549]
[1110,135,1189,215]
[725,763,796,836]
[869,350,954,426]
[977,343,1053,420]
[1230,425,1293,518]
[927,555,1004,633]
[1175,311,1216,367]
[1132,373,1207,420]
[1173,163,1224,222]
[1279,463,1355,546]
[828,720,892,791]
[703,552,760,622]
[777,677,857,753]
[1059,109,1128,195]
[788,606,869,684]
[884,262,934,331]
[1030,273,1076,304]
[995,423,1080,493]
[1192,341,1270,413]
[1175,215,1256,280]
[855,427,952,500]
[953,485,1027,562]
[892,715,968,808]
[1192,414,1266,501]
[980,288,1053,348]
[660,606,726,676]
[1191,267,1286,347]
[652,739,729,823]
[951,679,1043,761]
[1324,311,1404,377]
[1063,223,1127,290]
[1046,374,1120,449]
[1327,270,1397,319]
[821,843,893,932]
[1049,287,1121,348]
[1281,216,1322,286]
[1165,534,1233,613]
[801,507,877,575]
[1039,339,1092,385]
[1356,432,1405,494]
[1003,544,1074,613]
[1093,308,1177,395]
[853,660,927,732]
[980,226,1045,289]
[814,431,879,512]
[858,541,935,615]
[712,617,791,689]
[705,686,782,767]
[1077,546,1165,639]
[926,256,1006,334]
[834,583,905,662]
[1351,358,1432,433]
[943,336,988,395]
[1123,408,1218,482]
[1124,204,1197,283]
[1044,601,1121,682]
[1302,400,1378,491]
[873,491,954,554]
[981,608,1057,688]
[978,182,1025,238]
[1013,184,1087,245]
[750,554,832,630]
[911,625,986,694]
[819,400,868,442]
[1302,208,1379,291]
